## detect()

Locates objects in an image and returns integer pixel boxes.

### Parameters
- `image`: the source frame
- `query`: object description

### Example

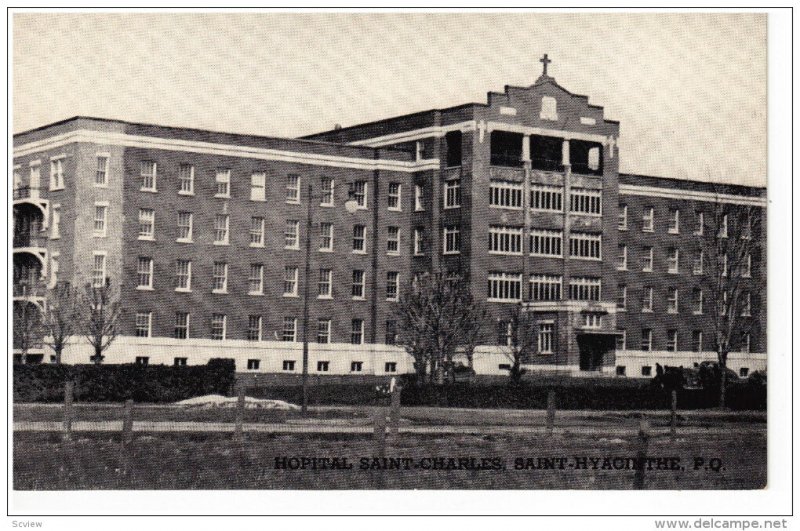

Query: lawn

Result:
[14,429,765,490]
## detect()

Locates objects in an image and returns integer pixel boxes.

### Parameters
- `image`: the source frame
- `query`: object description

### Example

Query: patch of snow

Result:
[175,394,300,411]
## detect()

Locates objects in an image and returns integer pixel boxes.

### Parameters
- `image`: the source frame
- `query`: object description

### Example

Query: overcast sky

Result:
[13,12,766,186]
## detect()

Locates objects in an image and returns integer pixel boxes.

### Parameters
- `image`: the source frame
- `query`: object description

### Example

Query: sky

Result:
[12,12,767,186]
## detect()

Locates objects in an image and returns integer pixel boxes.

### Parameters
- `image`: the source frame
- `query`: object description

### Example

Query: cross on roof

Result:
[540,54,552,76]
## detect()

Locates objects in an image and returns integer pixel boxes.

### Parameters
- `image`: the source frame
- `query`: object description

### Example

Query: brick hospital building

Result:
[12,59,766,377]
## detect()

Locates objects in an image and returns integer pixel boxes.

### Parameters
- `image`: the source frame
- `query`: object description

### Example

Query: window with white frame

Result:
[616,329,627,351]
[93,204,107,237]
[175,259,192,291]
[317,361,330,372]
[250,172,266,201]
[537,322,554,354]
[385,362,397,373]
[317,318,331,343]
[618,204,628,230]
[529,275,562,301]
[247,315,262,341]
[741,216,753,240]
[212,262,228,293]
[174,312,190,339]
[642,207,654,232]
[282,317,297,342]
[140,161,157,191]
[489,226,523,255]
[413,228,425,255]
[640,328,653,351]
[741,292,752,317]
[135,311,152,337]
[350,180,367,208]
[285,220,300,249]
[178,164,194,194]
[694,211,704,236]
[667,248,679,273]
[247,359,260,370]
[50,158,65,190]
[211,314,226,340]
[570,188,602,215]
[318,269,332,298]
[692,331,703,352]
[249,264,264,295]
[138,209,154,240]
[722,254,729,277]
[50,205,61,239]
[668,208,680,233]
[387,226,400,254]
[581,313,602,329]
[444,178,461,208]
[719,213,728,238]
[286,174,300,203]
[177,212,193,242]
[490,180,523,209]
[386,271,399,301]
[496,320,512,346]
[319,222,333,251]
[641,286,653,312]
[49,254,59,288]
[352,270,365,299]
[693,250,704,275]
[666,329,678,352]
[95,155,109,186]
[388,182,402,210]
[570,232,602,260]
[530,184,563,212]
[91,252,106,287]
[693,288,703,314]
[214,214,229,244]
[540,96,558,121]
[215,169,230,198]
[617,284,627,310]
[569,277,601,301]
[617,244,628,270]
[529,229,562,257]
[667,287,678,314]
[488,272,522,302]
[642,246,654,272]
[283,266,298,297]
[137,257,153,289]
[744,253,752,278]
[351,319,364,345]
[282,360,296,371]
[13,166,21,190]
[321,177,334,206]
[443,225,461,254]
[250,217,265,247]
[385,320,398,345]
[414,184,424,211]
[352,225,366,253]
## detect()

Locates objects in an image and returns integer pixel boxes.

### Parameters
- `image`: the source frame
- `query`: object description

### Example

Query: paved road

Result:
[14,420,766,437]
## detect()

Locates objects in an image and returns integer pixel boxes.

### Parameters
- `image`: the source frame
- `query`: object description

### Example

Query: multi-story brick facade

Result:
[12,63,766,377]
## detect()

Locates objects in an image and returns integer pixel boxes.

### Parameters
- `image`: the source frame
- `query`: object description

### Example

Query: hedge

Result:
[248,379,766,410]
[13,359,236,403]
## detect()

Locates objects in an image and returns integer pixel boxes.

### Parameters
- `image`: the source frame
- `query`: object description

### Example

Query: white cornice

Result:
[348,121,477,147]
[619,184,766,207]
[13,130,440,173]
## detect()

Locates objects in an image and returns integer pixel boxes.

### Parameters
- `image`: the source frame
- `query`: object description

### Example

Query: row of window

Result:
[618,205,752,239]
[487,274,601,302]
[134,311,400,345]
[133,355,398,373]
[616,285,753,316]
[616,328,753,354]
[13,155,78,192]
[489,182,601,214]
[496,320,555,354]
[616,245,754,277]
[488,226,601,259]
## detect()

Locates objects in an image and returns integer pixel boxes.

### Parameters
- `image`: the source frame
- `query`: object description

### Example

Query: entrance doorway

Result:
[577,334,616,371]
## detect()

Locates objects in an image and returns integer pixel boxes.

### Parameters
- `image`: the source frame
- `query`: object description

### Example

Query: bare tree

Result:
[394,271,487,385]
[82,279,122,365]
[498,303,538,384]
[42,282,80,364]
[13,283,44,364]
[697,189,764,407]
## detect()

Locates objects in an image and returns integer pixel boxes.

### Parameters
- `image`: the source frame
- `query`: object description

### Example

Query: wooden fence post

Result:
[633,416,650,489]
[546,390,556,436]
[122,399,134,445]
[63,381,74,441]
[234,386,245,442]
[670,390,678,437]
[372,409,387,488]
[389,386,402,437]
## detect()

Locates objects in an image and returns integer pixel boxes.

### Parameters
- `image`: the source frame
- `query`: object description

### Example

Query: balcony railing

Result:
[489,166,524,181]
[14,231,48,249]
[13,186,39,200]
[14,283,44,297]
